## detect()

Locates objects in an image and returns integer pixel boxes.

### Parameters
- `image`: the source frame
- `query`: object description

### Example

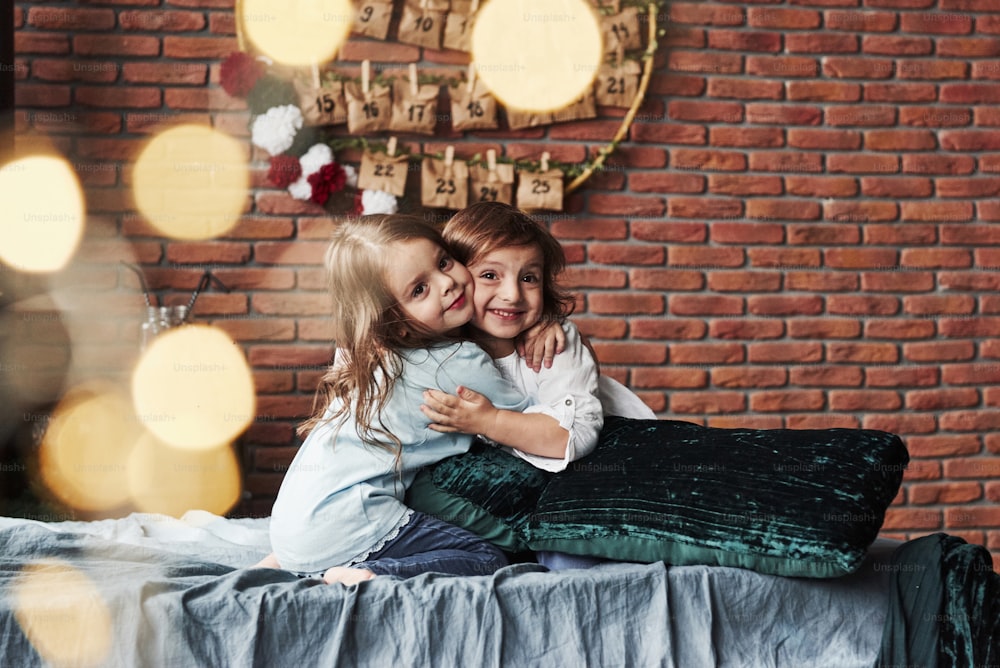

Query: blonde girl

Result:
[265,214,530,584]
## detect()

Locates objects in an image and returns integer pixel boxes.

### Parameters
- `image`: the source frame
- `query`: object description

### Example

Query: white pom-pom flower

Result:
[343,164,358,189]
[250,105,303,156]
[361,189,398,215]
[298,143,334,178]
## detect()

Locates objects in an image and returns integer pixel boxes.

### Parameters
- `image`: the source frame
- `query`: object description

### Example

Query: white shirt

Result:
[491,321,654,472]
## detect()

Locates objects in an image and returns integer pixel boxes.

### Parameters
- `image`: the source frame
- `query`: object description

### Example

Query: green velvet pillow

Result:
[406,439,551,553]
[528,416,909,578]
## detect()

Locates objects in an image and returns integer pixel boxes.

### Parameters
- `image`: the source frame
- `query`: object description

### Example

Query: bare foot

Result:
[322,566,376,585]
[252,553,281,569]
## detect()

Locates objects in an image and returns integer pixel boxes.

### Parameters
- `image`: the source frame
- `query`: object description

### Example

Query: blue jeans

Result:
[354,511,508,578]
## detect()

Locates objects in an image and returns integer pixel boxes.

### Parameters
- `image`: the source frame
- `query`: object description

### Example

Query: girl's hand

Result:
[421,386,499,435]
[515,320,566,372]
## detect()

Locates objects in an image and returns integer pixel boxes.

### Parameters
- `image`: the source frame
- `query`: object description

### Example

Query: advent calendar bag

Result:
[352,1,393,40]
[398,0,447,50]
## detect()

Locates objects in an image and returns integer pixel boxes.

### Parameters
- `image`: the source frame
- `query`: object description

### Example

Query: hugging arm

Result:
[421,386,569,459]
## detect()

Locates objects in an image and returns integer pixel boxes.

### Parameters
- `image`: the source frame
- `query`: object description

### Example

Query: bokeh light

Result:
[13,559,113,667]
[127,432,242,518]
[472,0,602,112]
[38,383,139,513]
[131,324,255,450]
[132,124,249,240]
[0,155,84,273]
[240,0,354,66]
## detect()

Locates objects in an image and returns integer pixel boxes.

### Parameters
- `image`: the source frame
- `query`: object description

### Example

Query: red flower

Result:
[267,155,302,189]
[220,52,264,98]
[307,162,348,205]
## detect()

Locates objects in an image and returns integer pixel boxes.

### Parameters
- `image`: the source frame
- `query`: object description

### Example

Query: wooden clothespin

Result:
[311,63,321,88]
[541,152,551,173]
[616,42,625,68]
[486,148,498,183]
[466,63,477,95]
[362,59,371,95]
[387,136,398,157]
[409,63,419,97]
[444,145,455,175]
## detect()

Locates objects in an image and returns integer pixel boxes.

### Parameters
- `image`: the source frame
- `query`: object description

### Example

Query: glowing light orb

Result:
[131,325,255,450]
[127,433,242,518]
[13,559,113,667]
[241,0,354,67]
[0,155,84,272]
[471,0,602,112]
[132,125,248,240]
[38,384,139,513]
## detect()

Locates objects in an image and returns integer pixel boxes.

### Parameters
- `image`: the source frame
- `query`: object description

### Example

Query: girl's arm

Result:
[421,386,569,458]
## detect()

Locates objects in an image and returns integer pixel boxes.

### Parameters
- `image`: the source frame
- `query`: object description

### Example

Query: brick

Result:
[865,319,936,339]
[900,202,974,223]
[786,271,859,292]
[883,509,941,530]
[860,177,933,198]
[747,7,821,29]
[670,295,745,316]
[863,414,937,435]
[827,153,899,174]
[712,367,787,388]
[751,389,825,411]
[563,267,627,289]
[671,149,746,172]
[747,342,823,363]
[866,366,940,388]
[631,318,707,340]
[119,10,207,32]
[864,82,937,103]
[863,224,937,246]
[830,390,902,411]
[861,271,935,292]
[862,35,934,56]
[906,388,980,411]
[707,30,783,52]
[864,129,937,151]
[589,243,665,266]
[899,106,972,127]
[824,201,899,223]
[897,59,968,80]
[939,316,1000,338]
[668,100,743,123]
[601,147,667,170]
[588,194,665,217]
[900,12,973,35]
[708,271,782,292]
[122,62,207,85]
[629,172,705,193]
[747,56,818,78]
[904,340,975,362]
[938,37,1000,58]
[668,198,743,220]
[75,86,162,108]
[709,127,784,148]
[631,123,706,145]
[942,363,1000,385]
[668,246,744,267]
[588,293,665,315]
[14,84,71,107]
[668,51,743,74]
[828,342,899,363]
[668,3,746,26]
[748,152,823,173]
[940,271,1000,291]
[632,368,708,390]
[662,26,706,50]
[787,415,860,429]
[707,78,785,100]
[588,342,667,365]
[631,221,707,243]
[746,198,822,221]
[785,33,858,53]
[827,294,900,315]
[825,106,896,127]
[785,175,858,197]
[748,248,822,268]
[649,74,706,97]
[28,7,117,31]
[709,320,785,340]
[787,81,861,102]
[74,35,161,57]
[941,130,1000,151]
[825,10,898,32]
[214,318,296,343]
[902,153,975,174]
[940,83,1000,104]
[745,104,822,126]
[573,317,628,340]
[822,57,895,79]
[669,392,746,415]
[670,343,745,365]
[945,458,1000,478]
[909,482,982,505]
[629,269,704,291]
[788,366,863,387]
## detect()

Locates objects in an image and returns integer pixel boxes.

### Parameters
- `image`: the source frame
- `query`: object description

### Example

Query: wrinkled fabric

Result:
[0,515,895,667]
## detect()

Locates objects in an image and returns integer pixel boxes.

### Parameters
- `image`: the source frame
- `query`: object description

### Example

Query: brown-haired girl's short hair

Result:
[443,202,575,323]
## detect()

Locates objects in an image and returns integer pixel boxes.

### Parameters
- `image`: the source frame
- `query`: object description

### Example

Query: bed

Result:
[1,417,998,667]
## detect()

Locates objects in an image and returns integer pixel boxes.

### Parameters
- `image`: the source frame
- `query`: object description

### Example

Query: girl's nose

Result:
[498,278,520,302]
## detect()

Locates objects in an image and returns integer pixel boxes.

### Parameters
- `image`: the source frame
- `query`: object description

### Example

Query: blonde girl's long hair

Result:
[443,202,575,324]
[298,214,461,457]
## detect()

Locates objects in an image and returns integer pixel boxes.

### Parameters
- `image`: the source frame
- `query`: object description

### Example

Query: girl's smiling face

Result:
[384,237,474,336]
[468,244,545,357]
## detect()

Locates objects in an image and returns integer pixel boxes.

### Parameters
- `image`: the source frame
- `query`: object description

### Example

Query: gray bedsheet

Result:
[0,513,892,667]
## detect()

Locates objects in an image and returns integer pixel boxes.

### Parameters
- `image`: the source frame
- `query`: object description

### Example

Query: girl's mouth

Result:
[448,293,467,311]
[488,309,523,320]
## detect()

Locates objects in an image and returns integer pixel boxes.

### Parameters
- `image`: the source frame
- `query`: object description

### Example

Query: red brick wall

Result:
[10,1,1000,566]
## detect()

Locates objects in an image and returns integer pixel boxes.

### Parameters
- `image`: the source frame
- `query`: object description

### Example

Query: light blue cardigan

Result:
[270,341,529,573]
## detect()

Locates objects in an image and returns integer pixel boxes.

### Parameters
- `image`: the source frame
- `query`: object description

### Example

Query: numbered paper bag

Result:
[297,79,347,127]
[443,0,479,52]
[505,107,553,130]
[469,163,514,205]
[345,81,391,134]
[358,149,409,197]
[390,67,440,135]
[552,89,597,124]
[516,157,563,212]
[595,58,640,108]
[352,1,393,40]
[421,151,469,209]
[601,7,643,53]
[449,75,498,131]
[398,0,447,50]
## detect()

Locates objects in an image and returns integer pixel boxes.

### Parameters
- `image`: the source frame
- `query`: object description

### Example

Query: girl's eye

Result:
[412,283,426,298]
[479,271,498,280]
[438,255,454,270]
[521,274,539,283]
